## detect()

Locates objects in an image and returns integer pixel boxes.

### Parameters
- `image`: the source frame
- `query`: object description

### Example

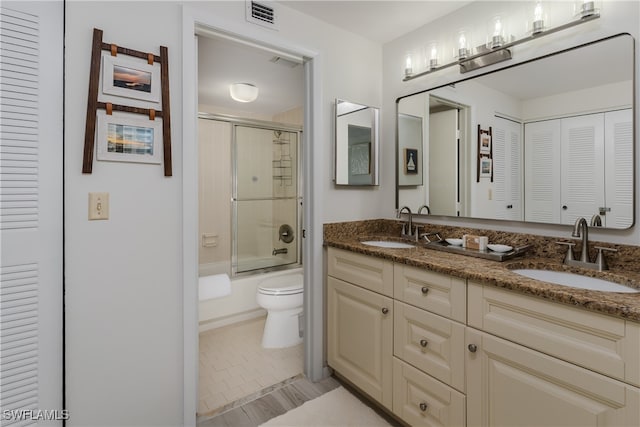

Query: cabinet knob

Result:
[381,307,389,315]
[468,344,478,353]
[419,402,428,412]
[562,205,568,210]
[419,339,428,348]
[421,286,429,294]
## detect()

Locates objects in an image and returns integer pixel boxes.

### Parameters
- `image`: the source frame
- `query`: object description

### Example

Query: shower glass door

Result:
[233,125,301,274]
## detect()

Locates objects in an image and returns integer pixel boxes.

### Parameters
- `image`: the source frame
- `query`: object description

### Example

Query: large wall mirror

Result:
[397,33,635,229]
[335,99,380,186]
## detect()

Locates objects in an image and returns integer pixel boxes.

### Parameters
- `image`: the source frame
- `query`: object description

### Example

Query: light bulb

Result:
[429,43,438,69]
[404,53,413,77]
[532,2,545,34]
[457,30,469,60]
[493,18,502,37]
[490,15,505,49]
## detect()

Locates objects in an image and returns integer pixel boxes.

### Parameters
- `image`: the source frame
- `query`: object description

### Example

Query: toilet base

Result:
[261,307,303,349]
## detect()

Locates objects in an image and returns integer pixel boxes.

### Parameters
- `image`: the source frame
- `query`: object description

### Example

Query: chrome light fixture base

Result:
[459,46,512,73]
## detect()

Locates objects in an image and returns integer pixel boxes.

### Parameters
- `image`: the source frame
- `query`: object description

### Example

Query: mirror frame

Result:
[395,33,636,229]
[335,98,380,186]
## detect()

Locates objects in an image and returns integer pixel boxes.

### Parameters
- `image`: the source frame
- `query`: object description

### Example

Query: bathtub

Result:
[199,267,303,332]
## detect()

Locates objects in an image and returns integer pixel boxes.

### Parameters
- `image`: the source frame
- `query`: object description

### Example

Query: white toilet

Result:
[256,273,303,348]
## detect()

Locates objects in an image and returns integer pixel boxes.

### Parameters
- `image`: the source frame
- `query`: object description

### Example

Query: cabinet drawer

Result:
[393,357,466,427]
[327,247,393,297]
[327,276,393,409]
[394,263,466,322]
[468,281,640,387]
[394,301,465,392]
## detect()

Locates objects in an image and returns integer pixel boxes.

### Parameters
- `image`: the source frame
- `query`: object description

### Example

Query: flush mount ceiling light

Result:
[229,83,259,103]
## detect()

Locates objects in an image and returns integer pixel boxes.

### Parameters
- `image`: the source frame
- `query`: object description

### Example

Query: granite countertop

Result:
[324,220,640,323]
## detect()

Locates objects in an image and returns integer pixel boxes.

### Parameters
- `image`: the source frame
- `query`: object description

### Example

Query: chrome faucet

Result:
[572,217,590,263]
[417,205,431,215]
[556,217,617,271]
[397,206,418,240]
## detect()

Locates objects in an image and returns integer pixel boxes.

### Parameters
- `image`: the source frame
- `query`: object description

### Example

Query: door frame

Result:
[181,5,325,425]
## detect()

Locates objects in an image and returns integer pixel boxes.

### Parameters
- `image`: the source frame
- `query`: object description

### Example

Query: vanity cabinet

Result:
[327,248,393,409]
[467,281,640,427]
[326,247,640,426]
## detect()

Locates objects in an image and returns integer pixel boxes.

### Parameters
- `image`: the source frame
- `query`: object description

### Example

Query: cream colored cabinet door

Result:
[466,328,640,427]
[327,277,393,409]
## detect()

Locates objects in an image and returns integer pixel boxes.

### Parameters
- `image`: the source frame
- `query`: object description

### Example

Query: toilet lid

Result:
[258,274,303,296]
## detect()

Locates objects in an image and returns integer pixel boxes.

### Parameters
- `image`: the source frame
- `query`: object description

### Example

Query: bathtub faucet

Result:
[273,248,288,256]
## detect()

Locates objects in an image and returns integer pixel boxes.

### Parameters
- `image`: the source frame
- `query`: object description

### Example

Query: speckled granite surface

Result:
[324,219,640,323]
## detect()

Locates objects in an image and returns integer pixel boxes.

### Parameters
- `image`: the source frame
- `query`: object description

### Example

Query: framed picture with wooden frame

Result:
[95,110,163,164]
[102,53,161,103]
[479,156,492,178]
[83,28,172,176]
[476,125,493,182]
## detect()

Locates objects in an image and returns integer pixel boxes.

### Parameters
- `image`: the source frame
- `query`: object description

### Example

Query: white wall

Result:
[64,2,183,426]
[65,1,383,425]
[383,0,640,245]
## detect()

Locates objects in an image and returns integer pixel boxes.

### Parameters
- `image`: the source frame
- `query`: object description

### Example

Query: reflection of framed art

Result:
[102,53,161,103]
[404,148,419,175]
[96,110,162,164]
[349,142,371,176]
[477,125,493,182]
[479,157,492,178]
[398,113,423,186]
[479,132,491,154]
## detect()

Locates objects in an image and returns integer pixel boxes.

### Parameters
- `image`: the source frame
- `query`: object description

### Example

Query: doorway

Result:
[196,32,304,416]
[182,8,325,424]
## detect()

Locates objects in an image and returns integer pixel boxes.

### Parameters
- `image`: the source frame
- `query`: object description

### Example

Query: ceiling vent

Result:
[270,56,300,68]
[246,1,279,30]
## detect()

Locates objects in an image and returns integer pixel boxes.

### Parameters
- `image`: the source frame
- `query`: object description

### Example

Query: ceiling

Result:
[281,1,472,44]
[198,35,304,116]
[197,1,471,117]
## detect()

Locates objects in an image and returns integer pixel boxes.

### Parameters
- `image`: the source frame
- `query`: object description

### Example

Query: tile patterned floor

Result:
[198,316,303,416]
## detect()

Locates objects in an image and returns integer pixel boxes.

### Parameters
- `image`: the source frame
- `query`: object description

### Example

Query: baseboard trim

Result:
[199,308,266,333]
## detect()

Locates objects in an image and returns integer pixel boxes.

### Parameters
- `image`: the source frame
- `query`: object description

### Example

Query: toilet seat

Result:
[258,273,303,296]
[257,282,303,296]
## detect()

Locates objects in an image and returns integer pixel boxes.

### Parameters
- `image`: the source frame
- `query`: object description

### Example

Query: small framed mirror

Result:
[335,98,380,186]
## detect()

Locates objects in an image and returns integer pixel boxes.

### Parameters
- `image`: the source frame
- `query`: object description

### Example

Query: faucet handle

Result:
[420,232,442,243]
[594,246,617,271]
[555,241,576,262]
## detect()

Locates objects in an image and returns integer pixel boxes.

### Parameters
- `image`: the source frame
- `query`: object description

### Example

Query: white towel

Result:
[199,273,231,301]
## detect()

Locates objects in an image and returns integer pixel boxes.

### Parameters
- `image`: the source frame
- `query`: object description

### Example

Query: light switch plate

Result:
[89,192,109,220]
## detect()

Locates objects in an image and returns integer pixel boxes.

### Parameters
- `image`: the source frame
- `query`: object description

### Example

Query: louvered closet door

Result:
[1,2,63,425]
[493,117,523,221]
[524,119,561,223]
[604,109,633,229]
[560,114,605,225]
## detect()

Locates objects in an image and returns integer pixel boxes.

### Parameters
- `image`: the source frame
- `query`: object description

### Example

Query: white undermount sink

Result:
[361,240,415,249]
[511,269,639,293]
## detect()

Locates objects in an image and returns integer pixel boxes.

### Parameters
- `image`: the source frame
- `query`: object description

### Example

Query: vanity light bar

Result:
[403,12,600,81]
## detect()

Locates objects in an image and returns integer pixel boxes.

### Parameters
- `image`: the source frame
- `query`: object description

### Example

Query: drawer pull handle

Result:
[381,307,389,315]
[419,402,428,412]
[419,339,428,348]
[421,286,429,294]
[468,344,478,353]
